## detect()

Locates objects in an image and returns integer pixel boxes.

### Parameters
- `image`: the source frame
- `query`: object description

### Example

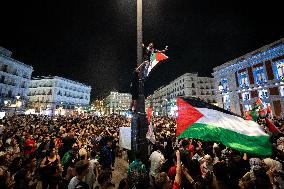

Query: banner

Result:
[119,127,131,150]
[0,112,5,119]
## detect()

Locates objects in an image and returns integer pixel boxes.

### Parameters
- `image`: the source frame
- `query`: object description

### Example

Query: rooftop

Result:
[0,47,33,70]
[31,75,91,88]
[213,38,284,72]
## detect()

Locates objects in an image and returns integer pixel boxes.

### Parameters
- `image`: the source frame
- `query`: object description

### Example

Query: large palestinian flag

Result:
[176,97,272,156]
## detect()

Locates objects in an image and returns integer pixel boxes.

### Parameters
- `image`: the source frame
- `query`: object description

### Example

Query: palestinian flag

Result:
[147,106,152,123]
[176,97,272,156]
[249,109,258,122]
[244,111,252,120]
[255,98,263,108]
[147,52,168,75]
[265,118,282,133]
[267,105,272,113]
[150,52,168,67]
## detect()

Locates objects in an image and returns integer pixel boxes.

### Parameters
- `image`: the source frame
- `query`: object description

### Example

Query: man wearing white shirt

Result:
[149,145,165,186]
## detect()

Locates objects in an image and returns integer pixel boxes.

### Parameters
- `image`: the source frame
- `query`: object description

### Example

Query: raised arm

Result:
[182,166,195,184]
[174,150,181,186]
[156,46,168,53]
[40,157,47,168]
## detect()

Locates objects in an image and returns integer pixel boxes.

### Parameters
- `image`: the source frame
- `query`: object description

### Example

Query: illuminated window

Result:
[273,61,284,80]
[223,94,230,110]
[262,102,270,109]
[280,86,284,96]
[253,67,267,84]
[244,104,252,111]
[238,72,249,87]
[258,89,269,99]
[221,78,229,91]
[242,92,250,101]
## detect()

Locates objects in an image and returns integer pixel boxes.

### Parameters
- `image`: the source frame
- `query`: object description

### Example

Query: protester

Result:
[155,150,181,189]
[0,112,283,189]
[149,144,165,186]
[127,151,148,189]
[68,160,90,189]
[40,148,62,189]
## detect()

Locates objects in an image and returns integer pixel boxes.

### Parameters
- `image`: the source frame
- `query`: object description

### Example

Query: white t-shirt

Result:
[68,176,80,189]
[149,150,165,177]
[85,159,98,187]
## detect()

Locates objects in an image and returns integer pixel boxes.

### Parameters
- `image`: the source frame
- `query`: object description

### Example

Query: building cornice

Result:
[212,38,284,77]
[31,76,91,89]
[0,54,33,70]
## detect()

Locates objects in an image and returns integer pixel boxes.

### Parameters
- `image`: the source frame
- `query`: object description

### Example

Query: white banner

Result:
[0,112,5,119]
[119,127,131,150]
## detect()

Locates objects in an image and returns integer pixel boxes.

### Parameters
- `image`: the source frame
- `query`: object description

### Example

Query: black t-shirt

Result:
[14,169,29,189]
[62,136,76,151]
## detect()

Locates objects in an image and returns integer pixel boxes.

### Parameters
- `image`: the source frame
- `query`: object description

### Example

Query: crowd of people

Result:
[0,114,130,189]
[0,113,284,189]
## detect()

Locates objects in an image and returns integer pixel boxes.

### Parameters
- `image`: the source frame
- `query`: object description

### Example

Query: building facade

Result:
[103,92,132,115]
[28,76,91,115]
[147,73,217,116]
[212,38,284,117]
[0,47,33,109]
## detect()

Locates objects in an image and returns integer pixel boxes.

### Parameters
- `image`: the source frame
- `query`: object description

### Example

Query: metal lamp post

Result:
[130,0,149,165]
[15,95,20,113]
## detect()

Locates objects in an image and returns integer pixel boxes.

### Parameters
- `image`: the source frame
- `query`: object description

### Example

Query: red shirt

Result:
[172,181,180,189]
[55,138,62,148]
[168,166,177,180]
[24,139,36,154]
[188,144,195,153]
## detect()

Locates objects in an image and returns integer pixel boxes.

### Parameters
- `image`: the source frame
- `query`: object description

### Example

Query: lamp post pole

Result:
[130,0,149,165]
[137,0,143,68]
[15,95,20,113]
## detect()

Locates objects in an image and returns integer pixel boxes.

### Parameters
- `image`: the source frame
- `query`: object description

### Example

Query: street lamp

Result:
[129,0,150,165]
[15,95,20,113]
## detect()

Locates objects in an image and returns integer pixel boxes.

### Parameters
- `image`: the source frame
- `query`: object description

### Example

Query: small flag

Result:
[259,108,267,118]
[255,98,263,108]
[265,118,282,133]
[147,52,168,75]
[249,108,259,122]
[244,111,252,120]
[147,107,152,123]
[267,105,272,115]
[176,97,272,156]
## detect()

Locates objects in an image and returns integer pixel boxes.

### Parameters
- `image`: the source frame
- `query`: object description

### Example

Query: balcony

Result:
[0,65,8,72]
[4,81,16,86]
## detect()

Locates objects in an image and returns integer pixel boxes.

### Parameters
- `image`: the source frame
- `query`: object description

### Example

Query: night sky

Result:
[1,0,283,100]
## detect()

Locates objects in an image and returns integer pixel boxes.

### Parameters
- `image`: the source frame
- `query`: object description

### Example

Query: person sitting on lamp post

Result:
[136,42,168,79]
[129,69,139,113]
